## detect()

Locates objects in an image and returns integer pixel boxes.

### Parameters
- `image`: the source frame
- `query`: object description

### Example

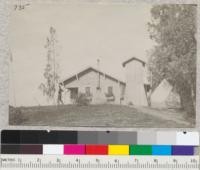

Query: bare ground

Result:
[9,104,195,128]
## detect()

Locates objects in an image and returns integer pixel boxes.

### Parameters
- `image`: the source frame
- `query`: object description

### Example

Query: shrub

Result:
[105,93,115,102]
[128,102,133,106]
[75,93,90,106]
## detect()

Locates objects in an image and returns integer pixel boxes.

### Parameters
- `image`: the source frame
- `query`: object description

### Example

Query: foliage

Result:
[128,102,133,106]
[75,93,91,106]
[39,27,60,103]
[148,4,197,117]
[105,93,114,98]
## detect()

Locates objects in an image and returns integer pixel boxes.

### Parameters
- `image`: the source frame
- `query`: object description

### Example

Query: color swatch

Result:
[152,145,172,155]
[64,144,85,155]
[86,145,108,155]
[130,145,152,155]
[0,144,198,156]
[43,145,63,155]
[1,130,199,146]
[1,130,199,156]
[172,146,194,155]
[108,145,129,155]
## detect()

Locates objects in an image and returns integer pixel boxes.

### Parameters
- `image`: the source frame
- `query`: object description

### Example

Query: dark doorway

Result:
[68,88,78,100]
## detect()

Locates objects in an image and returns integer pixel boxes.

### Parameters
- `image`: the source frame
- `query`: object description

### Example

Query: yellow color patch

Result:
[108,145,129,155]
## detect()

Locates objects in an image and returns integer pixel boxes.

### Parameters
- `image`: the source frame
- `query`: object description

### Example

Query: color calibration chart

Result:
[0,130,199,169]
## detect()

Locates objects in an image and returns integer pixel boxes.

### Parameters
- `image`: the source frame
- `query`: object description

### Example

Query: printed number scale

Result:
[0,155,199,169]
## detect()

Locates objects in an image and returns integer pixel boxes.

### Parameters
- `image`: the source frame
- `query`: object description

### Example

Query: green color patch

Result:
[129,145,152,155]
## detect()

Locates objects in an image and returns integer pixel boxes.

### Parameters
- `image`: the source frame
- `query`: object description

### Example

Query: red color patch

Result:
[86,145,108,155]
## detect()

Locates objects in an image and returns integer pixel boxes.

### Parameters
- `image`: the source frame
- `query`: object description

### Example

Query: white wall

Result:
[124,61,148,106]
[63,71,125,105]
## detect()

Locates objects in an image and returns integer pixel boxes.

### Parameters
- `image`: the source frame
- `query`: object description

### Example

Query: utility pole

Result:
[10,52,16,107]
[97,59,101,90]
[50,27,56,105]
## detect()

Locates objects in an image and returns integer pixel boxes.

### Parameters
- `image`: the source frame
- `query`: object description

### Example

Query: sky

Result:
[9,2,155,106]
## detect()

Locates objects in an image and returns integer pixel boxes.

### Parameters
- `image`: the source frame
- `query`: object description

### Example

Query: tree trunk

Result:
[177,81,195,119]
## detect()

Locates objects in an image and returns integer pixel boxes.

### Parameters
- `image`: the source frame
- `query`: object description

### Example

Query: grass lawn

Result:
[9,104,194,128]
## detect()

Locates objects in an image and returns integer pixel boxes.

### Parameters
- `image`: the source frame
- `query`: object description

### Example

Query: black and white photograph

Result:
[9,2,197,127]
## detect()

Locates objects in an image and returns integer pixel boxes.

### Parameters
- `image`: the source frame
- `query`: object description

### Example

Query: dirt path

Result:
[134,106,192,126]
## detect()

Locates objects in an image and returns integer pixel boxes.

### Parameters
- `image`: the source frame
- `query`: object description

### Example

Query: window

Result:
[106,86,115,101]
[69,88,78,99]
[107,86,113,96]
[85,87,91,96]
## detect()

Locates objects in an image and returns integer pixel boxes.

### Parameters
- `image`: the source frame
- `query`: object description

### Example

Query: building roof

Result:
[61,67,126,86]
[122,57,146,67]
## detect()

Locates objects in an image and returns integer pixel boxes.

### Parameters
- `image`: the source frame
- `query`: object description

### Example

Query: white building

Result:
[61,67,126,105]
[122,57,149,106]
[61,57,150,106]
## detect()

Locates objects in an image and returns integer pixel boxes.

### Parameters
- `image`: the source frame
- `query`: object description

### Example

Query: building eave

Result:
[122,57,146,67]
[61,67,126,86]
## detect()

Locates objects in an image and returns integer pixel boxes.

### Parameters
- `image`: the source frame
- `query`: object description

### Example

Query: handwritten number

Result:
[14,4,30,11]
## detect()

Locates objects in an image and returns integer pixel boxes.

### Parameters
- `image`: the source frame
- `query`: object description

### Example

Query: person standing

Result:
[57,83,64,105]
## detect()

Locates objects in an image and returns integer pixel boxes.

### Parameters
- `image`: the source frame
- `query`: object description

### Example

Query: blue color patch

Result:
[152,145,172,155]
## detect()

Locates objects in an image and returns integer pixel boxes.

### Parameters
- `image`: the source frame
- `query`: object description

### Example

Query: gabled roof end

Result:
[122,57,146,67]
